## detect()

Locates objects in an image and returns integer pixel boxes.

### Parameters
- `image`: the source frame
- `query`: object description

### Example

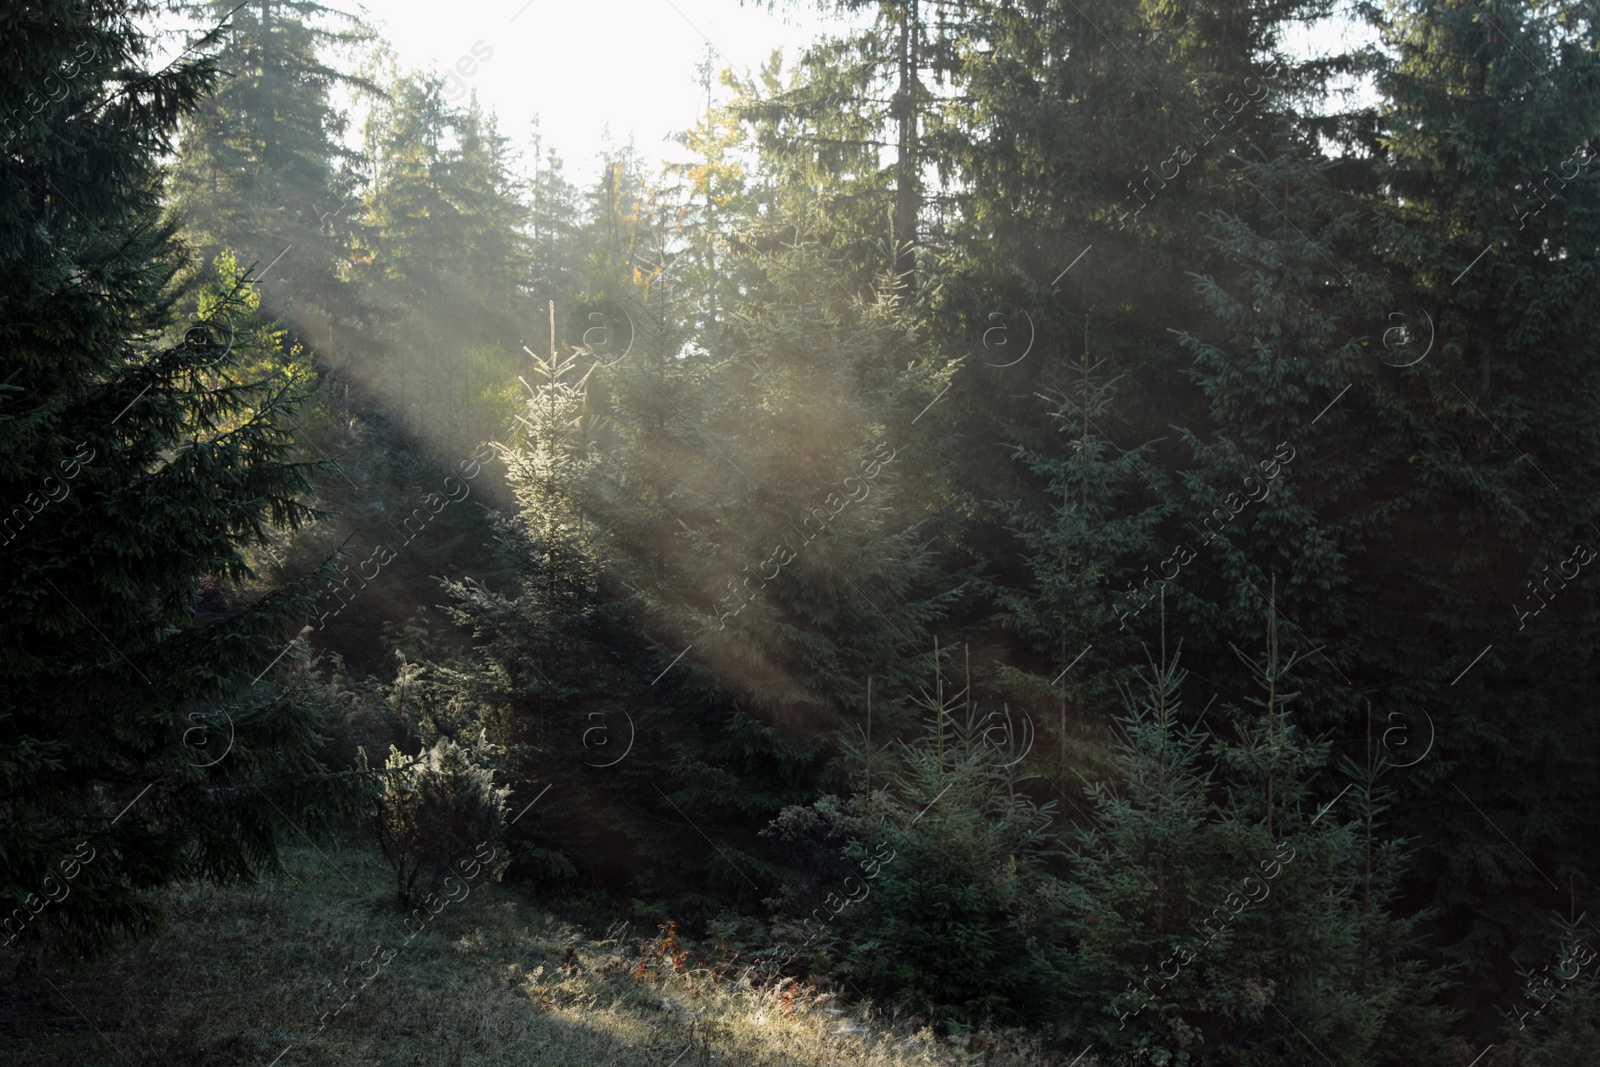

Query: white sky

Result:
[356,0,856,180]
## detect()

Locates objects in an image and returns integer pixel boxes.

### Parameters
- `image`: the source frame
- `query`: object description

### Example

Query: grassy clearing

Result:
[0,836,1090,1067]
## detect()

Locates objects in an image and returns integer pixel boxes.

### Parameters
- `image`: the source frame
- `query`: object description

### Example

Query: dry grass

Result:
[0,836,1094,1067]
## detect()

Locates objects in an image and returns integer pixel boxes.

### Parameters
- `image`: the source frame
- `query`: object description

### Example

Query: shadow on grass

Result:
[0,836,1081,1067]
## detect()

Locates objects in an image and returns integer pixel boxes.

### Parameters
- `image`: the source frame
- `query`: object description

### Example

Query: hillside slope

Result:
[0,838,1078,1067]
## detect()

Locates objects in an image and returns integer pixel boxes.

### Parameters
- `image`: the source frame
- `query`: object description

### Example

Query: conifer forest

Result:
[8,1,1600,1064]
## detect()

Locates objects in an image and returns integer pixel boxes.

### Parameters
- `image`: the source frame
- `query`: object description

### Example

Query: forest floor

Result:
[0,837,1079,1067]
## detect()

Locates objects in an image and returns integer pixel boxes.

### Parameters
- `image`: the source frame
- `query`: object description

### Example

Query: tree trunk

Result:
[893,0,919,307]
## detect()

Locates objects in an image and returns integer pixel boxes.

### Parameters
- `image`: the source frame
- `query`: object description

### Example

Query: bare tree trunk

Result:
[893,0,919,307]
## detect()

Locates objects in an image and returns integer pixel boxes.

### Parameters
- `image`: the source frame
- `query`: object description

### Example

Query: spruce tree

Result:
[1506,916,1600,1066]
[1061,607,1453,1065]
[434,306,615,890]
[741,0,959,303]
[996,343,1176,776]
[1,0,361,965]
[1356,0,1600,1019]
[1167,140,1376,733]
[168,0,375,341]
[350,70,531,449]
[524,120,586,315]
[764,655,1069,1027]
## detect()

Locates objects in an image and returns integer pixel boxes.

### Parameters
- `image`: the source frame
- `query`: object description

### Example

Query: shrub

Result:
[366,730,510,904]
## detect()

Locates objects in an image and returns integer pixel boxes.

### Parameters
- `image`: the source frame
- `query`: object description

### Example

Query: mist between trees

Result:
[5,1,1600,1065]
